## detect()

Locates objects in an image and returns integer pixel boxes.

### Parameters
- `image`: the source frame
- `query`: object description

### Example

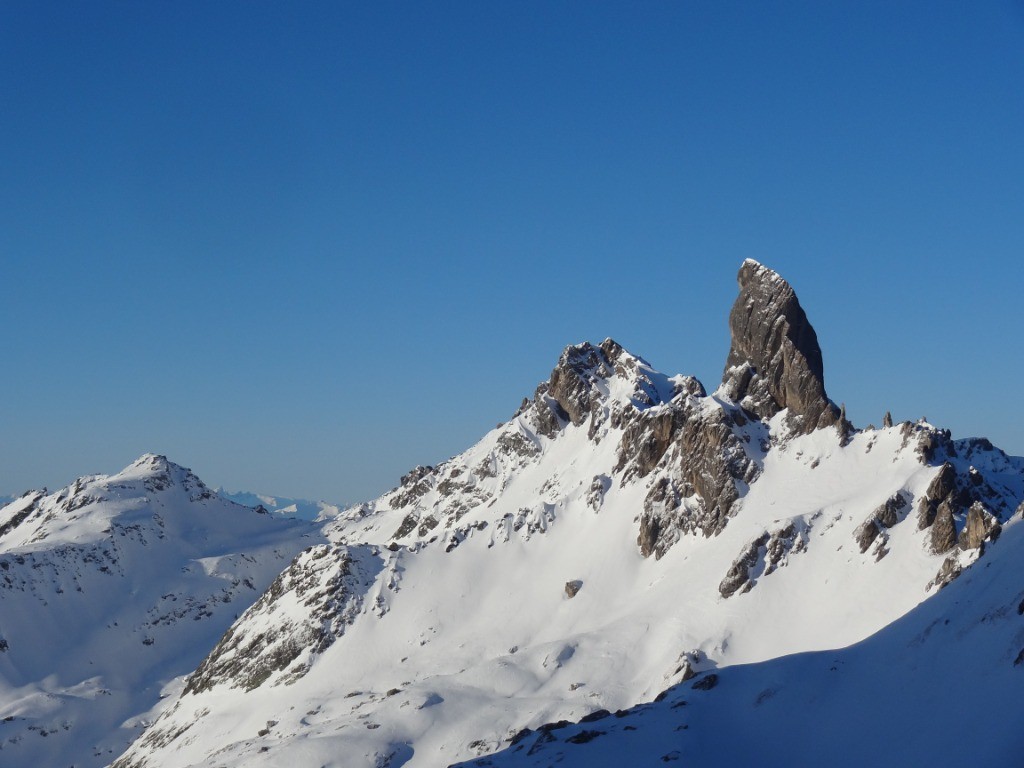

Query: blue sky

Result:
[3,2,1023,503]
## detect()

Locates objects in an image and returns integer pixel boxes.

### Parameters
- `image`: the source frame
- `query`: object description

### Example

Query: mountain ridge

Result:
[107,261,1024,768]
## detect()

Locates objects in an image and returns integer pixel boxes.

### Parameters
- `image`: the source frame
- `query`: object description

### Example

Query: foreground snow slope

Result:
[458,513,1024,768]
[0,454,320,767]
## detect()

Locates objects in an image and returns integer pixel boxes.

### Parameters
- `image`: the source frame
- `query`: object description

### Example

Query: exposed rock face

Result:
[929,500,958,554]
[719,523,806,598]
[916,463,961,530]
[721,260,840,433]
[516,336,765,560]
[527,338,677,441]
[528,339,622,438]
[633,401,762,558]
[958,502,1001,550]
[928,555,963,591]
[854,492,908,554]
[718,533,767,597]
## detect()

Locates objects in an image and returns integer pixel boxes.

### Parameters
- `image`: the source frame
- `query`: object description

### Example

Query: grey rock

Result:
[916,462,959,530]
[853,519,881,554]
[958,502,1001,550]
[586,475,610,511]
[855,491,909,552]
[564,580,582,599]
[400,465,434,487]
[721,260,840,433]
[874,492,909,529]
[524,338,676,442]
[719,533,769,598]
[928,555,963,591]
[634,402,761,557]
[930,500,958,554]
[883,411,893,428]
[762,523,803,576]
[529,387,567,439]
[390,466,435,510]
[546,340,622,427]
[616,408,682,482]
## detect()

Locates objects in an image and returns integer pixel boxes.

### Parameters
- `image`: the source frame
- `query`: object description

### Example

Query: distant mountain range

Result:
[213,489,345,522]
[4,261,1023,768]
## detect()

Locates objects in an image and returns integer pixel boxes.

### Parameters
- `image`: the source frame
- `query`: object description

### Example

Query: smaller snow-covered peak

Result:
[0,455,237,553]
[110,453,212,496]
[122,452,183,478]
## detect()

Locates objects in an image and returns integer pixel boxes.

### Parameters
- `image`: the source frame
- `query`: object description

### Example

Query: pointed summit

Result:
[721,260,840,433]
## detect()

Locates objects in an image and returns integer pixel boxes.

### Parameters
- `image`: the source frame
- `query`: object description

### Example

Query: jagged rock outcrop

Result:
[635,402,762,557]
[718,532,768,598]
[719,523,806,598]
[720,260,840,433]
[854,492,908,555]
[930,500,958,554]
[958,502,1001,550]
[916,463,962,530]
[527,340,623,438]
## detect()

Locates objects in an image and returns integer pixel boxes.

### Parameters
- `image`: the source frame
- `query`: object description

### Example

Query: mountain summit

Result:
[13,262,1018,768]
[721,259,840,432]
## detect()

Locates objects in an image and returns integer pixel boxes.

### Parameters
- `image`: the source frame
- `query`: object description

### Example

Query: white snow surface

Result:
[0,454,321,767]
[108,346,1024,768]
[460,518,1024,767]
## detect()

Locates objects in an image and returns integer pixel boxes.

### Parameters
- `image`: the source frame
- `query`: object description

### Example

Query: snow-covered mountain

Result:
[107,260,1024,768]
[214,489,344,522]
[0,454,322,767]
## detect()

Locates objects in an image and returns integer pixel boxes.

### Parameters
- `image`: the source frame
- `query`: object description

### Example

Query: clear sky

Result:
[3,1,1023,504]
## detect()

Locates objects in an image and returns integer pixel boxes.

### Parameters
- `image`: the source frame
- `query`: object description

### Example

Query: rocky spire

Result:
[720,260,840,434]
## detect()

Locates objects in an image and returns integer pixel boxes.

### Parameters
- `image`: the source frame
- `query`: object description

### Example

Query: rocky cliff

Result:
[721,259,841,433]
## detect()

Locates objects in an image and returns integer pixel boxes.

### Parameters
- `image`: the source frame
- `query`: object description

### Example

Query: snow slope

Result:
[0,454,321,767]
[457,513,1024,768]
